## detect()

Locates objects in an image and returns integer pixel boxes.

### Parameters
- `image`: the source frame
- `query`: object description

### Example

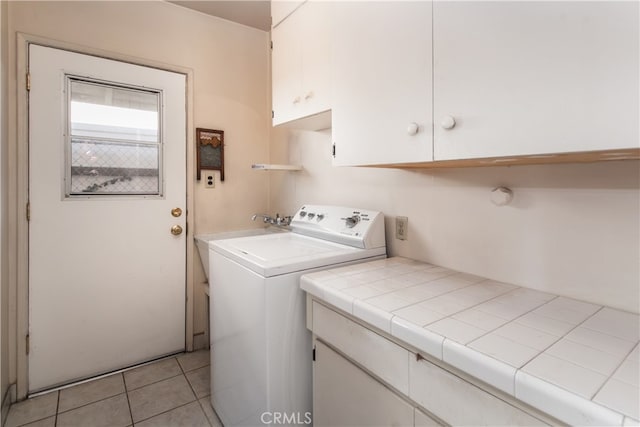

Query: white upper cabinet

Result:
[331,2,433,166]
[326,1,638,166]
[433,1,639,161]
[271,1,331,129]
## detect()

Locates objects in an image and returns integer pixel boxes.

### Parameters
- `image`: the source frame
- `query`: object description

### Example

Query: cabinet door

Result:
[272,4,303,126]
[313,341,414,427]
[297,1,331,120]
[332,2,433,166]
[272,1,331,129]
[433,1,639,160]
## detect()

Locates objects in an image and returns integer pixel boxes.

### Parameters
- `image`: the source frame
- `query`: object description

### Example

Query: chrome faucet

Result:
[251,213,271,223]
[251,213,292,227]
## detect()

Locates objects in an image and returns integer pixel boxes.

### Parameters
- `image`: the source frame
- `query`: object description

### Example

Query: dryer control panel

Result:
[290,205,385,249]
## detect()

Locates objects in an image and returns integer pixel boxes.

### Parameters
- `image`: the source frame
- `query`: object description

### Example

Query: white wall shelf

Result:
[251,163,303,171]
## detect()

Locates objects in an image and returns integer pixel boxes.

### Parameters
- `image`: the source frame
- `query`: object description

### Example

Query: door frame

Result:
[13,33,196,399]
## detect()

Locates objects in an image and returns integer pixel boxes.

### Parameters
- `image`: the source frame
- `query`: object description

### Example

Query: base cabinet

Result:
[310,300,553,427]
[313,341,415,427]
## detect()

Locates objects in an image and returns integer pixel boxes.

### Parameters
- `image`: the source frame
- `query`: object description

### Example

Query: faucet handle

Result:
[275,215,292,226]
[251,213,273,224]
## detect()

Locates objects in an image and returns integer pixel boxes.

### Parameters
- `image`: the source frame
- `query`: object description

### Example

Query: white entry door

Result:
[28,45,186,393]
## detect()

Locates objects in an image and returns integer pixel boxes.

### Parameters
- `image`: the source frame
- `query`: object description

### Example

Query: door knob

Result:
[171,207,182,217]
[170,225,183,235]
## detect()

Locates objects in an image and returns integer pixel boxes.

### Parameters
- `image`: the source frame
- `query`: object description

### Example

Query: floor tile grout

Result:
[130,397,200,426]
[125,371,184,393]
[196,398,215,427]
[123,372,135,427]
[183,367,200,402]
[8,351,213,427]
[54,390,59,427]
[56,390,125,415]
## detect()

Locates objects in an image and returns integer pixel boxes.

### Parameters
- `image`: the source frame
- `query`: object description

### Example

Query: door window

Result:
[67,77,162,196]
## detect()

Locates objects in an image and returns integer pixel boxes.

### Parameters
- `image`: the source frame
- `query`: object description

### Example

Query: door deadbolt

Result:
[171,225,183,235]
[171,207,182,217]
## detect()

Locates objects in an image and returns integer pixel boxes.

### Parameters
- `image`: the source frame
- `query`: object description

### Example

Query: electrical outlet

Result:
[396,216,408,240]
[205,174,215,188]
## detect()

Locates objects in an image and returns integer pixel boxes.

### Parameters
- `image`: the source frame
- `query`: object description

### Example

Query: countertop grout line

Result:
[589,337,638,401]
[382,275,517,320]
[428,293,560,351]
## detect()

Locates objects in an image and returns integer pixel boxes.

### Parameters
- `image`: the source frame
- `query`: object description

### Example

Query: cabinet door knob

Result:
[441,115,456,130]
[407,122,419,136]
[293,96,301,104]
[304,91,314,100]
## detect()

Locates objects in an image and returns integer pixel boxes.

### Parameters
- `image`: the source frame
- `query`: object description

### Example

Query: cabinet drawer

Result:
[410,356,548,426]
[312,301,410,394]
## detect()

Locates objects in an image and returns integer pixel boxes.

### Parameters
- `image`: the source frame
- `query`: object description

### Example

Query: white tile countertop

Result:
[300,257,640,426]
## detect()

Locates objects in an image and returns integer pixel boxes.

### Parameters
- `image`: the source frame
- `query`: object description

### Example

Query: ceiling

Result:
[168,1,271,31]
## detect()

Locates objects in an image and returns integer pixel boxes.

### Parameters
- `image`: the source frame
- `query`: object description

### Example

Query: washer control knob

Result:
[441,115,456,130]
[317,214,325,221]
[307,213,316,220]
[343,215,360,228]
[299,211,307,217]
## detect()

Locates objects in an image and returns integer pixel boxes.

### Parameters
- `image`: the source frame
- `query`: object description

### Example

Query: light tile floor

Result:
[5,350,222,427]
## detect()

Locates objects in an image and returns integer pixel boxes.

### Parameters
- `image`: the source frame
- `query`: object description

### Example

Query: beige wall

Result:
[6,0,270,394]
[269,128,640,313]
[7,1,271,230]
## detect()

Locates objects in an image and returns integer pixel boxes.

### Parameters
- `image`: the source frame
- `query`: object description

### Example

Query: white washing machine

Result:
[209,205,386,426]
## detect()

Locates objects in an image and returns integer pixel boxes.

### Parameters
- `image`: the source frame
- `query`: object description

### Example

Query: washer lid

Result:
[210,232,385,277]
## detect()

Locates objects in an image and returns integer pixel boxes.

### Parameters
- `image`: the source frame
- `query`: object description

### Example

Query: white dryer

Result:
[209,205,386,426]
